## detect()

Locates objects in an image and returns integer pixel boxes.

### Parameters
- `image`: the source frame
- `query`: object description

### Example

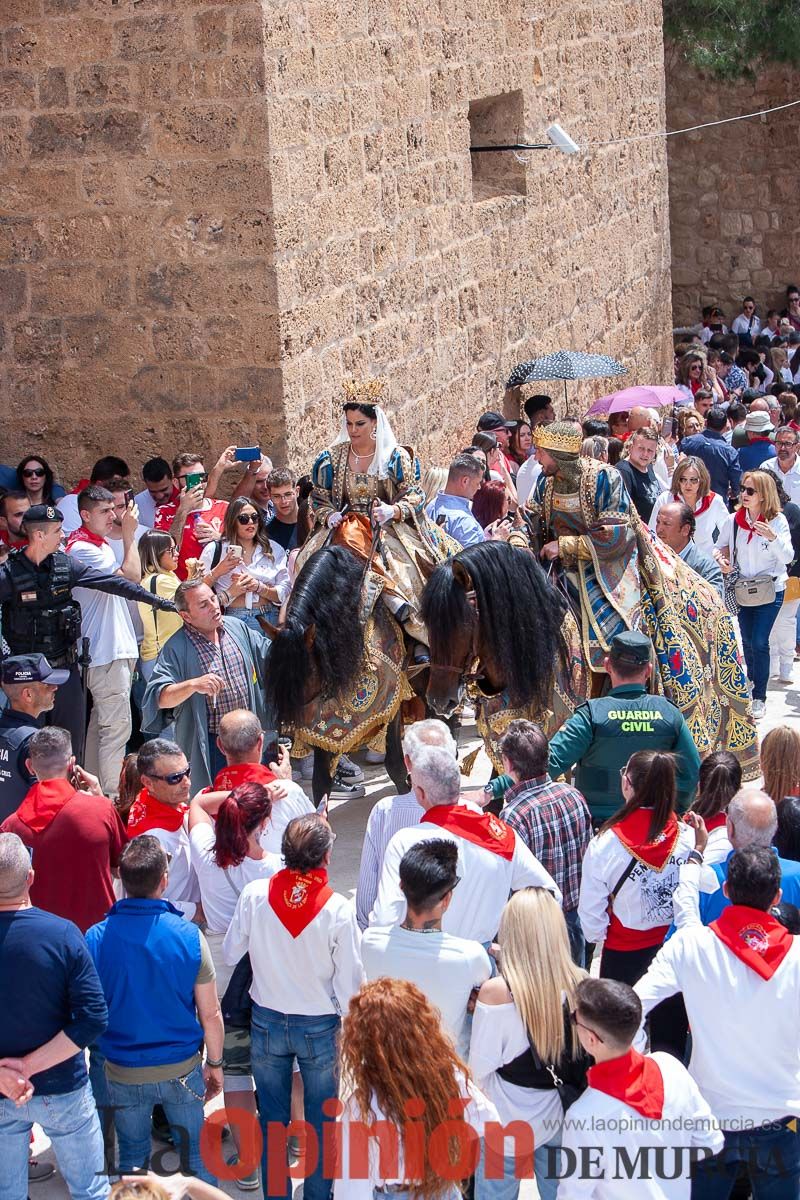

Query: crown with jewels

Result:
[341,378,387,405]
[534,421,583,455]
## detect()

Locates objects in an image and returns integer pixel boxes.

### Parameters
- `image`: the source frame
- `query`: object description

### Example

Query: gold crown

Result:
[534,421,583,455]
[341,378,386,405]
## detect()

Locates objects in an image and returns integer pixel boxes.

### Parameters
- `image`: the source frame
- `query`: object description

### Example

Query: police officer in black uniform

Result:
[0,504,176,760]
[0,654,70,822]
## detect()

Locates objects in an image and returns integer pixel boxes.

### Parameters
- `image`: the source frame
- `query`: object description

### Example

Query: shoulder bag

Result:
[731,522,776,607]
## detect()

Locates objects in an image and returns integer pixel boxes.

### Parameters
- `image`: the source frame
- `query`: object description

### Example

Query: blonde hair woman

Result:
[677,407,703,441]
[761,725,800,805]
[715,470,794,718]
[470,888,588,1200]
[648,456,730,557]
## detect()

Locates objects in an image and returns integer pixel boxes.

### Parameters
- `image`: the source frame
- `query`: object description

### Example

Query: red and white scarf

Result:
[16,778,79,833]
[612,809,679,871]
[588,1049,665,1120]
[268,868,333,937]
[65,525,107,552]
[127,787,187,835]
[421,803,515,861]
[710,904,792,980]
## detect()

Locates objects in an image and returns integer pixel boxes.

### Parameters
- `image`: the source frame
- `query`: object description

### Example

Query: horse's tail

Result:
[263,619,311,729]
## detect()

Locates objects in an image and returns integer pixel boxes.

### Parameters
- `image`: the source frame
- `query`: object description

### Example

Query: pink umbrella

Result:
[585,385,684,416]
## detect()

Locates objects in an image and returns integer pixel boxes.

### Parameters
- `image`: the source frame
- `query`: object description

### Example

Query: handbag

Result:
[731,521,777,607]
[784,575,800,604]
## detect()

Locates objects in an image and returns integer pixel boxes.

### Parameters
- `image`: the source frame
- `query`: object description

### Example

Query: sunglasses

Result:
[570,1010,603,1042]
[741,486,757,496]
[147,766,191,785]
[22,467,46,478]
[236,513,259,525]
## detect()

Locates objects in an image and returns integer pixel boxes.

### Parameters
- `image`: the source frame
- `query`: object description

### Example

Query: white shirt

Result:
[636,861,800,1127]
[470,998,564,1147]
[56,492,81,535]
[369,799,561,943]
[763,455,800,507]
[223,878,364,1015]
[134,488,161,529]
[355,790,424,929]
[703,824,733,866]
[126,813,200,918]
[715,511,794,590]
[648,491,731,559]
[200,538,290,601]
[515,455,542,506]
[107,526,148,642]
[557,1052,723,1199]
[361,925,491,1056]
[335,1073,498,1198]
[578,822,695,946]
[732,313,762,339]
[189,822,280,935]
[67,537,138,667]
[259,781,315,856]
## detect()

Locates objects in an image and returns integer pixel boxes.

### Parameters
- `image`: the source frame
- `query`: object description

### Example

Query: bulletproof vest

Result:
[0,718,38,823]
[576,691,683,801]
[2,551,82,665]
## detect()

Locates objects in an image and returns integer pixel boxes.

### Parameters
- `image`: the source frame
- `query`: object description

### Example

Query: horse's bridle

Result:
[429,586,483,691]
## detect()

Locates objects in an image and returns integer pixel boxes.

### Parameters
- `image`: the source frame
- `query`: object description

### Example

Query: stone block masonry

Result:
[666,53,800,327]
[1,0,673,485]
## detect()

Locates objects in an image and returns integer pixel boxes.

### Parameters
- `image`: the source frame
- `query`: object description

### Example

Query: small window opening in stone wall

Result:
[468,90,527,202]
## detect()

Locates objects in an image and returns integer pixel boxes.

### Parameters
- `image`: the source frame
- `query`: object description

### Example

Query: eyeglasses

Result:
[147,766,191,785]
[619,767,630,782]
[776,442,797,450]
[741,486,757,496]
[570,1010,603,1042]
[22,468,45,478]
[236,513,259,525]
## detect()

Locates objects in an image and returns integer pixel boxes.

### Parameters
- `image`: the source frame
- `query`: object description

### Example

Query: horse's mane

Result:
[264,544,365,728]
[421,541,568,709]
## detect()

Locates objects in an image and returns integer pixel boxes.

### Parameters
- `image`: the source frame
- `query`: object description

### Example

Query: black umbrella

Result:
[507,350,627,406]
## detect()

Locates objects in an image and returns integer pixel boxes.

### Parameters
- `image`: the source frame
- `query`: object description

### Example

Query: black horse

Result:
[263,544,413,803]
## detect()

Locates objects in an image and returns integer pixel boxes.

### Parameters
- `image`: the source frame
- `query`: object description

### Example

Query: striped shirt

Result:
[184,622,251,736]
[355,790,423,930]
[501,774,592,912]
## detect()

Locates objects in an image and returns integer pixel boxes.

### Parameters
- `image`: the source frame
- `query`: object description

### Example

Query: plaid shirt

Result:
[501,774,592,912]
[184,621,251,735]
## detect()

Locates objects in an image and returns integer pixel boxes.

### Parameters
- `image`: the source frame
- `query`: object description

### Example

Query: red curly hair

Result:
[340,978,470,1199]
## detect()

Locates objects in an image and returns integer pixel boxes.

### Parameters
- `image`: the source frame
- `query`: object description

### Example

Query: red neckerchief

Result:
[127,787,187,835]
[612,809,679,871]
[69,477,91,495]
[734,506,762,544]
[65,525,107,552]
[704,813,728,832]
[213,762,277,791]
[587,1049,665,1120]
[0,530,26,549]
[710,905,793,980]
[421,803,515,861]
[675,492,714,517]
[268,868,333,937]
[15,778,79,833]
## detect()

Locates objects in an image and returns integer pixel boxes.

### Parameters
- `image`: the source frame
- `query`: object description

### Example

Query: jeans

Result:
[600,945,688,1060]
[207,728,227,778]
[691,1119,800,1198]
[564,908,585,967]
[104,1062,216,1183]
[251,1004,340,1200]
[738,592,784,700]
[0,1081,108,1200]
[226,604,281,631]
[476,1137,563,1200]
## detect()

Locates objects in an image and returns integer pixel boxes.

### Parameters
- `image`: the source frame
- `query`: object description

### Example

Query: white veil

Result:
[332,404,399,478]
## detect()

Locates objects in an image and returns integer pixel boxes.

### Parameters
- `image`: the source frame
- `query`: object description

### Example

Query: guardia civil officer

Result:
[0,505,175,758]
[0,655,69,822]
[548,630,701,826]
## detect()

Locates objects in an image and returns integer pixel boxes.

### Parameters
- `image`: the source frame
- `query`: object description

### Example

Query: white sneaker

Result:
[364,749,386,764]
[751,699,766,719]
[780,668,794,684]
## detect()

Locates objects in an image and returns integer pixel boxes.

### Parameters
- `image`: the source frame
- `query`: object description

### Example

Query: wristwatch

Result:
[205,1057,224,1069]
[687,850,703,865]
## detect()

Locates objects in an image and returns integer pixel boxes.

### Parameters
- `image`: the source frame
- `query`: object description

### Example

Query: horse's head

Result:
[421,558,481,719]
[262,618,323,728]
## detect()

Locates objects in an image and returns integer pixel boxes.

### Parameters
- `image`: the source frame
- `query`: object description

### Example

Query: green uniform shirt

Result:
[547,684,701,824]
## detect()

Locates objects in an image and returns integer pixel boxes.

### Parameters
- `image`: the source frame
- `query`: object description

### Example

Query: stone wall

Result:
[667,52,800,328]
[1,0,674,485]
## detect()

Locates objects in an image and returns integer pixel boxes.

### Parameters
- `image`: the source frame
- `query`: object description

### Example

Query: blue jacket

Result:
[85,898,203,1069]
[698,851,800,925]
[679,430,741,501]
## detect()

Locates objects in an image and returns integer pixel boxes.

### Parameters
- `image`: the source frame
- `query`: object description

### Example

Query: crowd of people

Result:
[2,316,800,1200]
